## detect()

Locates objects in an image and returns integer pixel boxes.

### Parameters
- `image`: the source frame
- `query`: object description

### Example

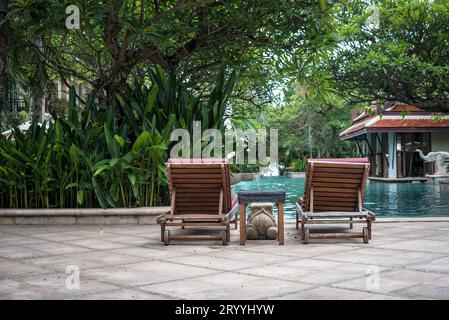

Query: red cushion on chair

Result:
[167,158,229,164]
[308,158,369,163]
[231,195,237,208]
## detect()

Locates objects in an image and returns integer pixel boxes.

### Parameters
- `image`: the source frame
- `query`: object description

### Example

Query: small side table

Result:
[237,190,286,245]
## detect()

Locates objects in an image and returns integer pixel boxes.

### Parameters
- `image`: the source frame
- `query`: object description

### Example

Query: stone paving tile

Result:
[425,275,449,286]
[281,258,364,273]
[292,260,381,285]
[63,229,119,239]
[238,242,358,258]
[338,235,411,247]
[1,222,449,299]
[361,293,406,300]
[80,234,153,247]
[375,227,444,239]
[407,257,449,274]
[67,238,130,250]
[0,273,119,299]
[0,258,53,279]
[0,234,48,246]
[317,248,444,267]
[164,254,261,271]
[392,283,449,299]
[139,272,312,299]
[111,247,190,260]
[161,244,234,255]
[0,245,49,259]
[425,234,449,241]
[25,250,145,272]
[0,226,75,235]
[24,242,92,256]
[72,250,145,267]
[24,254,102,272]
[82,260,220,287]
[29,232,89,242]
[238,258,378,286]
[204,249,295,264]
[333,269,447,294]
[98,226,154,235]
[375,239,449,254]
[71,288,169,300]
[273,286,383,300]
[395,222,449,229]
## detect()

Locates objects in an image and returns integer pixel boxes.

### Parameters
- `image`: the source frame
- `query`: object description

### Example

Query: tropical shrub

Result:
[230,162,261,173]
[0,68,235,208]
[290,158,307,172]
[0,110,28,132]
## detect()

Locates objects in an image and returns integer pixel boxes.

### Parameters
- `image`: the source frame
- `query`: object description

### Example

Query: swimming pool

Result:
[232,177,449,219]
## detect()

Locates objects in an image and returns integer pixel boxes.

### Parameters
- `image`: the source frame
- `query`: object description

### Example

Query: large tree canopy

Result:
[262,88,355,166]
[2,0,340,108]
[3,0,449,115]
[328,0,449,112]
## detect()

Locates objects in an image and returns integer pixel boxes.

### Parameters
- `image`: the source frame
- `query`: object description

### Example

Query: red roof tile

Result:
[340,117,449,139]
[372,119,449,128]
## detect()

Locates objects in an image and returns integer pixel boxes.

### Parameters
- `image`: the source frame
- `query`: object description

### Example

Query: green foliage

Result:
[328,0,449,112]
[118,66,235,136]
[290,158,307,172]
[0,110,28,132]
[0,69,235,208]
[261,89,357,166]
[3,0,342,111]
[230,162,261,174]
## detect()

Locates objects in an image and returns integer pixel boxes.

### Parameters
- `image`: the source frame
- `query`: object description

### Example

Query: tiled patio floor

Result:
[1,222,449,299]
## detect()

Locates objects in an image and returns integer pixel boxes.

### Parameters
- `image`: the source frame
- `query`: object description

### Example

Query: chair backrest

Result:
[303,158,369,213]
[166,158,232,216]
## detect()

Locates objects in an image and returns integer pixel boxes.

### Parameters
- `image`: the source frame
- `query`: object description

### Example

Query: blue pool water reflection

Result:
[232,177,449,219]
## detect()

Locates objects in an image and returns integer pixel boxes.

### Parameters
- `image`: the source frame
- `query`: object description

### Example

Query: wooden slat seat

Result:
[157,158,238,245]
[164,214,225,220]
[300,211,372,219]
[296,158,375,244]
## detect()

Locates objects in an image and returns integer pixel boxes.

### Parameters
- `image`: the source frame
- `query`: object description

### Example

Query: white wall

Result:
[432,133,449,152]
[387,132,397,179]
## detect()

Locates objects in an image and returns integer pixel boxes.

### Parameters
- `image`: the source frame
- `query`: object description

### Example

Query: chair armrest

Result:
[224,202,239,223]
[296,202,307,219]
[156,214,166,224]
[364,209,376,221]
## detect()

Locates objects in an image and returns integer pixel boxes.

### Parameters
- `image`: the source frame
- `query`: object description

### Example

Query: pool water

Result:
[232,177,449,219]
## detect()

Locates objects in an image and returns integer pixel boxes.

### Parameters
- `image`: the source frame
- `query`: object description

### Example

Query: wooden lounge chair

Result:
[157,158,238,245]
[296,158,375,244]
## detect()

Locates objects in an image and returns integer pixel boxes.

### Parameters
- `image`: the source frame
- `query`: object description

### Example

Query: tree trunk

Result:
[307,113,313,158]
[0,13,9,113]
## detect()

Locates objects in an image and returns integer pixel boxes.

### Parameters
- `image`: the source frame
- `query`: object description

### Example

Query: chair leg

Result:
[368,220,372,240]
[226,224,231,243]
[164,230,170,246]
[160,224,165,242]
[182,219,185,229]
[303,227,310,244]
[362,227,369,244]
[301,220,305,240]
[296,210,299,229]
[349,217,353,229]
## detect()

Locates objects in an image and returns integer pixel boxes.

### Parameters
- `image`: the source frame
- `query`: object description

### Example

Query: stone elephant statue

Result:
[247,203,278,240]
[415,149,449,176]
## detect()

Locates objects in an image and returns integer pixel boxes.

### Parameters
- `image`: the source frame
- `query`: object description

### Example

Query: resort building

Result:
[340,103,449,179]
